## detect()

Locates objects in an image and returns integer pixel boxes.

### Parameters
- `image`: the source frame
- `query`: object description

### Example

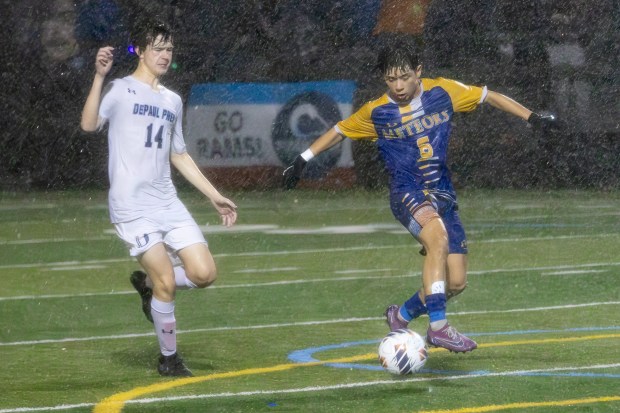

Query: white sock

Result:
[151,297,176,356]
[143,268,196,290]
[174,266,197,290]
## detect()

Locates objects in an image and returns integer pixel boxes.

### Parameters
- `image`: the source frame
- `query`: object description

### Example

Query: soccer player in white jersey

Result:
[81,20,237,376]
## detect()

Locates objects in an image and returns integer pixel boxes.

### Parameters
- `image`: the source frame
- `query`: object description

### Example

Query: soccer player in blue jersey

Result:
[283,36,555,353]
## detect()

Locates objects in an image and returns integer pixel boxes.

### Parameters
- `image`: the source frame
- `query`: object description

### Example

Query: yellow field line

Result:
[92,357,355,413]
[93,333,620,413]
[418,395,620,413]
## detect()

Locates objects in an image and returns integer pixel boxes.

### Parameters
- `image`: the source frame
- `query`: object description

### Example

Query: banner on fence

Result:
[185,81,356,178]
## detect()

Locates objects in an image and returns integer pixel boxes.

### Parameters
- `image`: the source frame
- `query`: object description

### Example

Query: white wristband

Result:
[300,149,314,161]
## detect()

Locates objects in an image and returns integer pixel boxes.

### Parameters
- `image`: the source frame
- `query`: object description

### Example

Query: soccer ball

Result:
[378,329,428,375]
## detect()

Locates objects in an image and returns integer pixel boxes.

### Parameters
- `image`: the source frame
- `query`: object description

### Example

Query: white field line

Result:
[1,230,619,271]
[43,265,108,272]
[0,273,420,302]
[234,267,299,274]
[1,301,619,347]
[1,226,618,247]
[335,268,392,274]
[1,363,618,413]
[0,236,111,245]
[0,204,57,211]
[542,269,608,276]
[470,233,618,244]
[0,245,401,269]
[1,261,619,302]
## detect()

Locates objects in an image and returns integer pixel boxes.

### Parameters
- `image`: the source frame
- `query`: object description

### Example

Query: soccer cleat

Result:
[129,270,153,323]
[384,305,409,332]
[158,353,193,377]
[426,323,477,353]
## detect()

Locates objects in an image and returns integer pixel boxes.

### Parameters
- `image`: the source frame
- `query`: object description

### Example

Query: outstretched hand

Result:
[211,197,238,227]
[95,46,115,77]
[528,112,558,131]
[282,155,307,190]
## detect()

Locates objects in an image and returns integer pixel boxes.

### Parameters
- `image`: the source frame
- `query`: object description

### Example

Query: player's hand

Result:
[211,197,238,227]
[282,155,307,190]
[528,112,558,130]
[95,46,115,77]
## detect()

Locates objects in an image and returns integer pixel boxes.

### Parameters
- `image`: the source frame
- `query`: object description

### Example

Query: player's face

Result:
[140,35,174,76]
[384,65,422,105]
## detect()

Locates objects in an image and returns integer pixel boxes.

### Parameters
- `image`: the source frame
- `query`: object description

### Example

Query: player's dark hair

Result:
[376,34,422,75]
[130,19,173,52]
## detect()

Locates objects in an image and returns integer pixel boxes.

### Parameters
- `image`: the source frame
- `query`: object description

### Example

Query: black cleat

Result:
[158,353,193,377]
[129,270,153,323]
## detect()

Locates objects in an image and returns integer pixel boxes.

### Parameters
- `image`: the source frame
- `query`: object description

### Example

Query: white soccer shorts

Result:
[114,199,207,257]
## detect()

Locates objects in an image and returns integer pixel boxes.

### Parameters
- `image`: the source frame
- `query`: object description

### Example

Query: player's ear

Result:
[415,65,423,77]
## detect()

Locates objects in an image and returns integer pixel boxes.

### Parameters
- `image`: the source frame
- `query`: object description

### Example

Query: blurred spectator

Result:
[495,2,552,110]
[373,0,430,36]
[424,0,498,80]
[40,0,79,64]
[546,0,619,132]
[74,0,131,74]
[4,0,106,188]
[75,0,125,49]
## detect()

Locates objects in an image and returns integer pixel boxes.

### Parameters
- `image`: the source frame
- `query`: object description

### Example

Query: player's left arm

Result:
[171,151,237,227]
[484,90,532,120]
[485,90,556,127]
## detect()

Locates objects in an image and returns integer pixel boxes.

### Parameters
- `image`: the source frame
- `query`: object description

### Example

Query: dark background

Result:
[1,0,618,190]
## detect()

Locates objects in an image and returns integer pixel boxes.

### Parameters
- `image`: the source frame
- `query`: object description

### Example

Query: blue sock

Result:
[425,293,447,323]
[401,290,428,322]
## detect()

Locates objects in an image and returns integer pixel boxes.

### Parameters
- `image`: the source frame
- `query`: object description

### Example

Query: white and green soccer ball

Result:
[378,329,428,375]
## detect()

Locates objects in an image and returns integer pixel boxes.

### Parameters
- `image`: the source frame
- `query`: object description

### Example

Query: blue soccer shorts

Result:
[390,190,468,254]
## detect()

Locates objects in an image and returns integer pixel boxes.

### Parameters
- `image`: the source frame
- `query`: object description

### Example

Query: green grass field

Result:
[1,188,619,413]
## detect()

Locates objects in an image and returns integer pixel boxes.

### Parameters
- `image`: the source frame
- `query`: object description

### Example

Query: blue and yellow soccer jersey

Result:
[335,77,486,195]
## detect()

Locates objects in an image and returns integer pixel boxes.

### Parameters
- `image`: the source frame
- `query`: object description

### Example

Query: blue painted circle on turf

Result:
[288,339,385,371]
[287,326,620,376]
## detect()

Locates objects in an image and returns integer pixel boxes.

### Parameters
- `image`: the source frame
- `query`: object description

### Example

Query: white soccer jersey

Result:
[99,75,186,223]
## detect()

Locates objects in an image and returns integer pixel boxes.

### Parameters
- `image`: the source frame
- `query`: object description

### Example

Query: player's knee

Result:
[187,264,217,288]
[424,233,449,258]
[447,281,467,299]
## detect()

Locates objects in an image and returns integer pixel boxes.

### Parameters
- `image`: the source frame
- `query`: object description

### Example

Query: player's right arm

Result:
[283,101,376,189]
[81,46,114,132]
[282,127,344,190]
[307,127,346,156]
